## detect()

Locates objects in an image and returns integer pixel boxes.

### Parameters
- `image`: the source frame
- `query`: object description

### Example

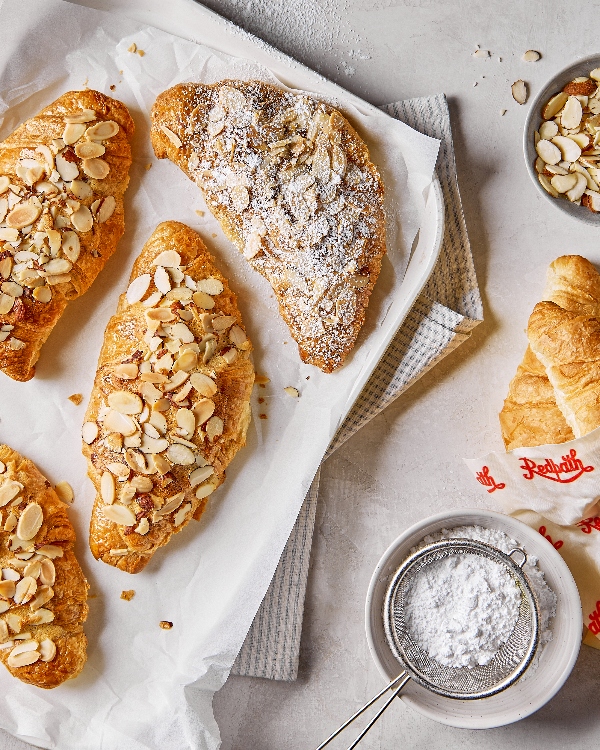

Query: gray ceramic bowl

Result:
[524,54,600,226]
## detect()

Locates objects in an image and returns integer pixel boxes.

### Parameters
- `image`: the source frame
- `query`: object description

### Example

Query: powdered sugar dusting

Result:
[411,525,557,676]
[159,80,386,371]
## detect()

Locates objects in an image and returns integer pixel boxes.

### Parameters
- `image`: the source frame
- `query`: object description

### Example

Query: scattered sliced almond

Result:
[55,481,74,504]
[511,79,528,105]
[284,386,299,398]
[101,471,116,505]
[82,421,99,444]
[102,503,136,526]
[522,50,540,62]
[160,125,182,148]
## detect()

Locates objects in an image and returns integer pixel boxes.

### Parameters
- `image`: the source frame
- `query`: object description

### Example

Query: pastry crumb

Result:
[68,393,83,405]
[137,49,145,57]
[121,590,135,601]
[195,209,205,217]
[255,375,270,385]
[145,163,152,170]
[159,620,173,630]
[211,233,217,238]
[128,43,137,53]
[110,84,116,91]
[258,397,264,404]
[259,414,268,420]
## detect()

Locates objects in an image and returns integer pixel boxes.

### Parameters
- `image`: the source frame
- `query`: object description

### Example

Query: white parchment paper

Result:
[0,0,439,747]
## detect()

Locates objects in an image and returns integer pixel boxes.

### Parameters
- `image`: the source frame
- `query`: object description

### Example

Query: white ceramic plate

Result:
[365,509,582,729]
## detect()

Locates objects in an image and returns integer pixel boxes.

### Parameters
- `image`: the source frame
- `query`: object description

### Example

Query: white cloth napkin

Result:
[233,92,483,680]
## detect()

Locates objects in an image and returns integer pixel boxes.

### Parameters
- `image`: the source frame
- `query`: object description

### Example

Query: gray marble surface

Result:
[3,0,600,747]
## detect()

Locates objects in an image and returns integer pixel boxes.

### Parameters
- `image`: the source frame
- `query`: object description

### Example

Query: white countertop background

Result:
[2,0,600,747]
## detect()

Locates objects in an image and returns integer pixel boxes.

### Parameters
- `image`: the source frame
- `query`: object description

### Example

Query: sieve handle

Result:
[508,548,528,568]
[314,672,410,750]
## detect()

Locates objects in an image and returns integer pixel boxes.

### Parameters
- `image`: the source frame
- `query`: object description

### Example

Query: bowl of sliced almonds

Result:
[525,55,600,223]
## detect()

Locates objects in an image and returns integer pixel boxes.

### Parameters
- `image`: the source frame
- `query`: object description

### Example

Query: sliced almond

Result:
[536,139,561,165]
[0,579,16,598]
[154,265,171,295]
[539,120,558,140]
[107,462,130,479]
[173,503,192,527]
[0,294,15,314]
[196,277,224,296]
[211,315,236,332]
[108,390,143,415]
[190,372,217,397]
[74,141,105,159]
[0,176,10,194]
[85,121,119,140]
[145,307,175,323]
[222,349,238,365]
[6,203,41,229]
[101,471,115,504]
[192,290,215,309]
[124,448,148,473]
[2,567,20,580]
[68,179,93,201]
[166,444,195,466]
[82,422,99,444]
[71,205,93,233]
[62,123,86,145]
[160,125,182,148]
[0,228,19,243]
[36,545,63,559]
[82,158,110,180]
[102,503,136,526]
[7,648,40,668]
[173,350,198,373]
[176,408,196,437]
[157,491,186,516]
[29,608,54,625]
[561,96,583,129]
[15,503,43,541]
[551,135,582,162]
[206,415,224,442]
[104,408,137,437]
[196,483,216,500]
[139,435,169,454]
[61,231,81,263]
[43,258,72,275]
[550,172,578,193]
[13,576,37,605]
[30,585,54,611]
[127,274,151,304]
[31,286,50,304]
[1,281,23,298]
[97,196,116,224]
[189,466,214,487]
[522,49,540,62]
[152,250,181,267]
[543,92,568,120]
[135,517,150,535]
[54,481,74,504]
[192,398,215,425]
[114,363,139,380]
[39,559,55,587]
[55,153,79,181]
[65,109,96,124]
[39,638,56,662]
[567,172,587,201]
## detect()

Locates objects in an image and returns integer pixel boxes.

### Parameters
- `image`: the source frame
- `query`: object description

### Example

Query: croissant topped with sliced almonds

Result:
[0,89,134,381]
[83,221,254,573]
[0,444,88,688]
[150,80,386,373]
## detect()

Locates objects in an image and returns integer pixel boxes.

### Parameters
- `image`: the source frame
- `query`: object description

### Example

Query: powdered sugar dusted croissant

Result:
[150,80,386,372]
[0,89,134,381]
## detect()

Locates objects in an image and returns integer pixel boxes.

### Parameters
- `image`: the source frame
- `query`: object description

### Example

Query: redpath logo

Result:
[520,449,594,483]
[475,466,505,493]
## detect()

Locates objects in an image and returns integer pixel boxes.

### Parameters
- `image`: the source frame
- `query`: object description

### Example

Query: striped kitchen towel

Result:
[232,92,483,681]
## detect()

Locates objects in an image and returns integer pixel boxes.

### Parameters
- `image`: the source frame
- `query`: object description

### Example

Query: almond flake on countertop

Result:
[522,50,541,62]
[511,79,528,104]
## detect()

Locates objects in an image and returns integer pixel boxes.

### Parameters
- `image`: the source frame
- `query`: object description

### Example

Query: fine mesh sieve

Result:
[315,538,540,749]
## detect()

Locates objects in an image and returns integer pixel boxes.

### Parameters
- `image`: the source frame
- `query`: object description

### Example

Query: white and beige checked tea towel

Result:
[232,93,483,681]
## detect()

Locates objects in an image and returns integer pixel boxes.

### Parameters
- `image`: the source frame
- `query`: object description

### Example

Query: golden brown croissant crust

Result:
[0,89,134,381]
[83,221,254,573]
[0,444,88,688]
[150,80,386,372]
[500,255,600,450]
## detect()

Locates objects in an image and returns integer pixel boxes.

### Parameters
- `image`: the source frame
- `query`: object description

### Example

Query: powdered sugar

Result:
[407,525,557,671]
[404,552,521,668]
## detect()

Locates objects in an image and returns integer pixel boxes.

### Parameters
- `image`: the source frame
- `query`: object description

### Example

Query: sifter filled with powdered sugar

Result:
[315,537,540,750]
